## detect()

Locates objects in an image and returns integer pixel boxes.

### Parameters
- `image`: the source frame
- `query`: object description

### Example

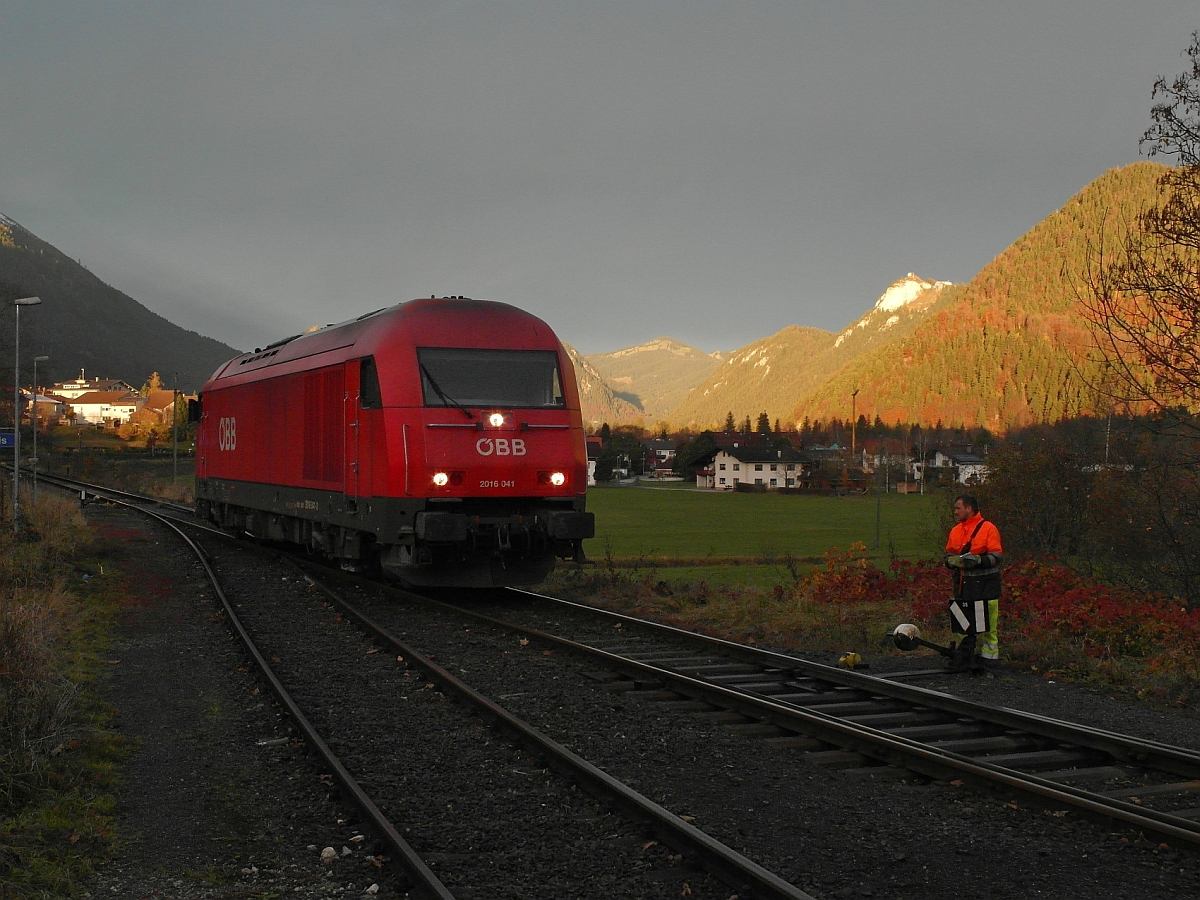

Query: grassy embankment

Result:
[1,493,127,896]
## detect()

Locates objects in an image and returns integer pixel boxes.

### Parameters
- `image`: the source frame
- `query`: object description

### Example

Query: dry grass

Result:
[0,492,126,894]
[0,494,92,813]
[0,586,79,809]
[547,555,908,657]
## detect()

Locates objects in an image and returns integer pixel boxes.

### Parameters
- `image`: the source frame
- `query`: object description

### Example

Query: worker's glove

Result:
[959,553,981,568]
[945,555,965,568]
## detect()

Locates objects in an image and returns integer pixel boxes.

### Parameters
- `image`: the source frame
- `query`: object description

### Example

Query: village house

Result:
[919,449,990,485]
[22,390,68,427]
[140,389,186,425]
[640,439,679,478]
[69,390,141,426]
[694,444,806,490]
[585,436,602,487]
[50,370,136,400]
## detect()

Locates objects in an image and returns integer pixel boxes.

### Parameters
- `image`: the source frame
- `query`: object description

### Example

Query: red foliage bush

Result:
[804,543,891,605]
[803,549,1200,687]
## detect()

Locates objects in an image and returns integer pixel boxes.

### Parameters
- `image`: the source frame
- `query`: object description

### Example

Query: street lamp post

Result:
[172,371,179,483]
[32,355,48,505]
[13,296,42,533]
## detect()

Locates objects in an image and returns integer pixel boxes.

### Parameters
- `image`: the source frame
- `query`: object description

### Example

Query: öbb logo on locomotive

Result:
[218,417,237,451]
[193,296,595,589]
[475,437,526,456]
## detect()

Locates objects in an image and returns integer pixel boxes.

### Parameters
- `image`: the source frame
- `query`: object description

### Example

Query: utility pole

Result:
[874,484,882,550]
[32,355,48,505]
[13,296,42,533]
[920,430,927,495]
[850,388,859,456]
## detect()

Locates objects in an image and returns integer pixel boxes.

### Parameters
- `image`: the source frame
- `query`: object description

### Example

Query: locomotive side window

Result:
[359,356,383,409]
[417,348,565,409]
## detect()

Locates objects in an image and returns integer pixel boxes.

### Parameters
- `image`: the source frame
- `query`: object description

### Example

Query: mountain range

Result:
[667,274,957,429]
[575,162,1167,433]
[0,161,1168,428]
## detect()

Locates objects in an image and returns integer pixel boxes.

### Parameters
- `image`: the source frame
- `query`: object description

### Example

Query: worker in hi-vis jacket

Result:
[944,494,1003,671]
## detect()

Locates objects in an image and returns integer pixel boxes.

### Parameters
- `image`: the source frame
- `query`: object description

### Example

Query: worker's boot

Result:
[944,635,976,674]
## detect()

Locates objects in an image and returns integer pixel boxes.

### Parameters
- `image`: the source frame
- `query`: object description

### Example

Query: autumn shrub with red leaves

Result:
[885,555,1200,700]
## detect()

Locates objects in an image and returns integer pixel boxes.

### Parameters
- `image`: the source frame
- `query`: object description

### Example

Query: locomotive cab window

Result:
[359,356,383,409]
[417,348,565,409]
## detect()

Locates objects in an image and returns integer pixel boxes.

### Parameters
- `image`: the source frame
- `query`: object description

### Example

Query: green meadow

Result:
[581,484,947,587]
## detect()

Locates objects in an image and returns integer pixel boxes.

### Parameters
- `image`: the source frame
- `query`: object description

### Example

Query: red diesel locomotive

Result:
[194,297,594,587]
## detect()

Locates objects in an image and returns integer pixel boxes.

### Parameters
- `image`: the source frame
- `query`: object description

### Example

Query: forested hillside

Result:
[793,163,1166,429]
[0,214,239,391]
[584,338,722,420]
[669,275,955,430]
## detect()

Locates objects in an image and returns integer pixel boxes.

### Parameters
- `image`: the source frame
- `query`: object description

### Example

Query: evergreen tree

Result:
[723,411,736,433]
[140,372,163,396]
[756,411,771,434]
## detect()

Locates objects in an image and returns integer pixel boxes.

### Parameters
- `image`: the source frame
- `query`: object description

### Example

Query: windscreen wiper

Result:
[420,363,475,419]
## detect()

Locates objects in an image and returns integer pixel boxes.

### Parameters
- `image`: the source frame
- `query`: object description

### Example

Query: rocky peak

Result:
[874,273,951,313]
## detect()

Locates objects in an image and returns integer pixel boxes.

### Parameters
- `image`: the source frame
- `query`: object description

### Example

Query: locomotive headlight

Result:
[432,472,450,487]
[549,472,566,486]
[488,412,505,427]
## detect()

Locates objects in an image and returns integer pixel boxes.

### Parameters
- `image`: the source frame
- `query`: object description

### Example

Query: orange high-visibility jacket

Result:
[945,512,1002,558]
[946,512,1003,601]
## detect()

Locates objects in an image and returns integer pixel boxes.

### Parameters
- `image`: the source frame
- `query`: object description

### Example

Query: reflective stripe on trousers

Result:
[980,599,1000,659]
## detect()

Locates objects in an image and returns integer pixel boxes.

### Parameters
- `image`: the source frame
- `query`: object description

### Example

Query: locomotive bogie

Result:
[194,298,594,587]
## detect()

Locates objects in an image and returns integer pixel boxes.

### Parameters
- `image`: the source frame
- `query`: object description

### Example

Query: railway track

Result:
[421,588,1200,849]
[40,471,818,899]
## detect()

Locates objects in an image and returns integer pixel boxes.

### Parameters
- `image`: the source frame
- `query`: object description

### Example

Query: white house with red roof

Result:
[69,390,141,426]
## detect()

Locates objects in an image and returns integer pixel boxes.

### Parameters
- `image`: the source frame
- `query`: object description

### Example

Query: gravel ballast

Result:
[82,505,407,899]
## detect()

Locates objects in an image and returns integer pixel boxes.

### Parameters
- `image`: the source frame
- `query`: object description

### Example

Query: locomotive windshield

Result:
[417,348,565,408]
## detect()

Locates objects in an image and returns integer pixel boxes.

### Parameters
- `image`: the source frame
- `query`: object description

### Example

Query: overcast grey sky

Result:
[0,2,1195,355]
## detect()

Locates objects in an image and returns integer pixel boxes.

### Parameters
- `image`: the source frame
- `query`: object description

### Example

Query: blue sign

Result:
[0,431,12,449]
